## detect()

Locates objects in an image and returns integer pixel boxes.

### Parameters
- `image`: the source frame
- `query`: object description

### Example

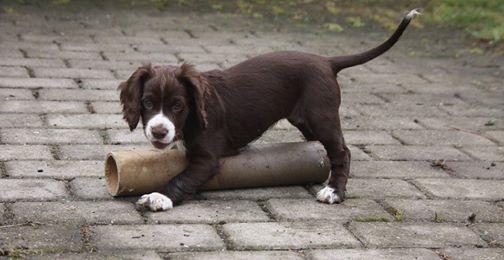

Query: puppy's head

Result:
[118,64,209,149]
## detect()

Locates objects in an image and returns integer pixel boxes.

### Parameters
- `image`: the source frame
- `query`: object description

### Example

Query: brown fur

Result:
[119,11,416,205]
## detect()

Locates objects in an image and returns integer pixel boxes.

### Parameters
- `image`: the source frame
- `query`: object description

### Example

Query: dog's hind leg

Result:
[309,111,351,204]
[287,118,317,141]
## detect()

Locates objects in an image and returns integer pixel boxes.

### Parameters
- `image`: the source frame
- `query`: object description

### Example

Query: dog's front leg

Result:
[136,154,218,212]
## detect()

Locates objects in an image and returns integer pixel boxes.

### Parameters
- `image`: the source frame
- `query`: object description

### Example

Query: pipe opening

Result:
[105,154,119,196]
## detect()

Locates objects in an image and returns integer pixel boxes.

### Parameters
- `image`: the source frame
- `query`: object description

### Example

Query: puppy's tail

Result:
[329,9,420,73]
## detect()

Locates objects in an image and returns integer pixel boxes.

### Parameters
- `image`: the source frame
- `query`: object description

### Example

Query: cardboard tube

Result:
[105,142,330,196]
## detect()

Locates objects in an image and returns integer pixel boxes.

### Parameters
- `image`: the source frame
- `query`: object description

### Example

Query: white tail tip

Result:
[406,9,421,20]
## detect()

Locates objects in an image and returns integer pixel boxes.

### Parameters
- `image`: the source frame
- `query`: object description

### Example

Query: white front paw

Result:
[136,192,173,211]
[316,186,341,204]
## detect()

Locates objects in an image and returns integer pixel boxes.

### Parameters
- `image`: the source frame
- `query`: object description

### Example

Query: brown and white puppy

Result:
[119,10,420,211]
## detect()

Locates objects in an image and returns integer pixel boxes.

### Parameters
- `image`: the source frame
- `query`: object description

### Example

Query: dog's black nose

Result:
[151,125,168,139]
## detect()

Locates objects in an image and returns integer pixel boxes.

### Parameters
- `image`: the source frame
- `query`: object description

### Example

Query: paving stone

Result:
[419,117,504,131]
[0,179,68,202]
[442,104,504,117]
[59,144,145,160]
[379,93,465,106]
[341,93,385,104]
[0,203,5,223]
[12,201,142,225]
[2,42,59,52]
[167,251,303,260]
[223,222,360,250]
[486,131,504,145]
[70,178,111,200]
[0,100,87,113]
[340,82,405,93]
[0,66,29,77]
[103,52,178,63]
[133,44,206,53]
[179,53,246,64]
[462,146,504,161]
[33,68,114,79]
[0,145,53,160]
[21,34,93,43]
[92,101,122,114]
[90,224,225,251]
[0,88,34,100]
[266,198,392,222]
[5,160,103,178]
[0,77,78,88]
[351,222,486,248]
[439,248,504,260]
[62,42,134,52]
[0,58,65,67]
[108,129,147,144]
[472,224,504,247]
[342,116,423,130]
[1,128,102,144]
[415,178,504,200]
[385,199,504,222]
[253,129,304,144]
[349,73,428,85]
[341,179,424,199]
[393,130,495,146]
[307,249,440,260]
[0,225,82,252]
[0,114,43,128]
[0,49,24,58]
[199,186,312,200]
[31,251,163,260]
[445,161,504,179]
[95,36,163,44]
[351,161,449,178]
[47,114,125,129]
[26,50,102,60]
[366,145,472,161]
[38,89,118,101]
[81,79,123,89]
[356,103,449,117]
[146,200,269,224]
[68,59,139,70]
[344,130,400,145]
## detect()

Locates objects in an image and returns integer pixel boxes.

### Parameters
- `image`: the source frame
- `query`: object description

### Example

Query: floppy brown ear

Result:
[176,63,210,129]
[118,65,151,131]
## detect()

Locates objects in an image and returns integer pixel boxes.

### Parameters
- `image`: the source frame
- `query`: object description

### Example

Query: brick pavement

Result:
[1,3,503,259]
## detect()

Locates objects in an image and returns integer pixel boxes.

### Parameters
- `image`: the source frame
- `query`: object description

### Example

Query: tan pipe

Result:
[105,142,330,196]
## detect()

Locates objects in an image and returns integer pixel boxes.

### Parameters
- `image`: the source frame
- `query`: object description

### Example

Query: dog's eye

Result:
[142,99,153,110]
[173,101,184,112]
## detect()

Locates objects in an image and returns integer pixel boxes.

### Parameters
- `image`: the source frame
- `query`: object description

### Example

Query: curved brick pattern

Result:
[167,251,303,260]
[351,222,486,248]
[0,179,68,202]
[199,186,312,200]
[90,224,225,251]
[414,178,504,200]
[5,160,103,178]
[350,161,449,179]
[439,248,504,260]
[11,201,142,225]
[307,249,440,260]
[385,199,504,222]
[223,222,360,250]
[146,200,269,224]
[472,224,504,247]
[0,225,83,252]
[266,198,392,222]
